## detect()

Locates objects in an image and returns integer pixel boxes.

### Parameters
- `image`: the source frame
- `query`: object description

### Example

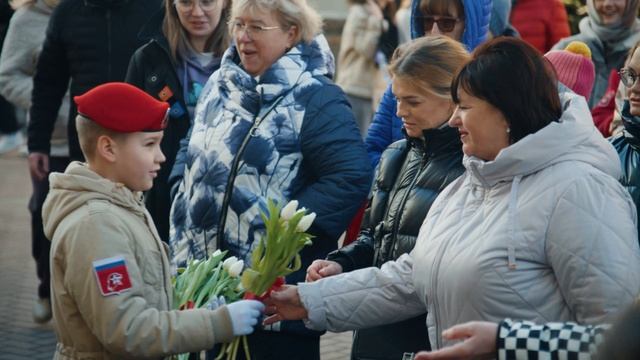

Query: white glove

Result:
[226,300,265,336]
[206,296,226,311]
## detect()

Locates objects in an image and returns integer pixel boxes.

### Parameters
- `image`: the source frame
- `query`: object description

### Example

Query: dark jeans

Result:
[205,330,320,360]
[0,95,18,134]
[29,156,70,299]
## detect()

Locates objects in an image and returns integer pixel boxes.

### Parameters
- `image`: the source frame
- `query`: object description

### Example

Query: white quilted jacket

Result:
[299,93,640,350]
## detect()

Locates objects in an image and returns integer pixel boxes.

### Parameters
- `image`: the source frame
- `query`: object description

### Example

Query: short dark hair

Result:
[76,115,126,161]
[451,37,562,143]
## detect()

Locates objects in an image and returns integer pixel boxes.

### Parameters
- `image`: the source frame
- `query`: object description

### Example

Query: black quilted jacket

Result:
[28,0,162,159]
[327,125,464,360]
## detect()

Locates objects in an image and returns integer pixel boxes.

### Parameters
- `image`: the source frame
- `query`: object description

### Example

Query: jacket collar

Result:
[464,92,621,188]
[406,125,460,156]
[622,100,640,150]
[43,162,147,241]
[215,34,334,116]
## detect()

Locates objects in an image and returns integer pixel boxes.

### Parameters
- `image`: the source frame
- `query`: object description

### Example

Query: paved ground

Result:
[0,154,352,359]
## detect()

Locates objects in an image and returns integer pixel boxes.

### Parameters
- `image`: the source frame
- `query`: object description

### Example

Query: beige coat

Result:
[42,162,234,360]
[335,3,384,99]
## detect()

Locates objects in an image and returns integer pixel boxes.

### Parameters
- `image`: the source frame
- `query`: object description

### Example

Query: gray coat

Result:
[0,0,69,157]
[298,93,640,351]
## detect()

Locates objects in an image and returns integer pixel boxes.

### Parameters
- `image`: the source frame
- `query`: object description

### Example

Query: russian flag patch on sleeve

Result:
[93,256,133,296]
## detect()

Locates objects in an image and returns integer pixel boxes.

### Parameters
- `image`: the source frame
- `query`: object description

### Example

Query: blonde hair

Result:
[163,0,231,60]
[230,0,323,44]
[388,35,470,99]
[75,116,125,161]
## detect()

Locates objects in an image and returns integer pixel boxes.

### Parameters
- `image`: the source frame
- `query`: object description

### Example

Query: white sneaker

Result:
[32,298,52,323]
[0,131,23,154]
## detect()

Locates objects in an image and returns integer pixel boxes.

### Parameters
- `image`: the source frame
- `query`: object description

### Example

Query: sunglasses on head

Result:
[418,15,461,33]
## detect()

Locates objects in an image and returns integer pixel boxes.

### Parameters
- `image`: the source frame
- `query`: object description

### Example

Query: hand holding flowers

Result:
[171,199,315,360]
[172,250,249,360]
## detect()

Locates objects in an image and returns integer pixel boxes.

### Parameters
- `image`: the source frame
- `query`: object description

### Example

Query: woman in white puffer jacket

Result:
[264,37,640,354]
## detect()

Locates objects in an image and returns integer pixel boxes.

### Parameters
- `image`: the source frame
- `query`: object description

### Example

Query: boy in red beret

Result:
[40,82,264,359]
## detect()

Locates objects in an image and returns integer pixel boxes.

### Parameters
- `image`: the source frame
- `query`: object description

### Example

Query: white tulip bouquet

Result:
[241,199,315,300]
[172,249,245,360]
[172,199,315,360]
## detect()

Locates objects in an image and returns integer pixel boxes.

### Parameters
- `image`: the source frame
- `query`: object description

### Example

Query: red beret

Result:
[74,82,169,133]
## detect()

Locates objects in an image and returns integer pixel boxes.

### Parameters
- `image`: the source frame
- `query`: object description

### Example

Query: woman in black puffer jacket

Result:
[125,0,231,243]
[305,35,469,360]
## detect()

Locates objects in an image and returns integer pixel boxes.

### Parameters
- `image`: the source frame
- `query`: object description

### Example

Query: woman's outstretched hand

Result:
[263,285,309,325]
[413,321,498,360]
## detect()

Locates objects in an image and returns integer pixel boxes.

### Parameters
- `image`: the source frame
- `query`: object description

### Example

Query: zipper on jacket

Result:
[154,39,183,89]
[430,204,456,350]
[214,91,287,253]
[215,109,260,253]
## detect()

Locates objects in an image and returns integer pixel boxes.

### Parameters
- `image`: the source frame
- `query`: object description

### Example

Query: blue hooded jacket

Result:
[365,0,492,167]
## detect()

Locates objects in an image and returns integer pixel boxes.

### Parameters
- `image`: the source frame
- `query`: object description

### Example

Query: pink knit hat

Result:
[545,41,596,102]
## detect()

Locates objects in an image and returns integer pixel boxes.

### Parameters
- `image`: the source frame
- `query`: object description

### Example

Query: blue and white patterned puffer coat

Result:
[169,36,372,283]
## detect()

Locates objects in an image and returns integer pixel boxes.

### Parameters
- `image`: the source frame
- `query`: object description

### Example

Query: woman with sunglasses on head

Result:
[365,0,491,168]
[169,0,372,358]
[125,0,230,243]
[264,37,640,356]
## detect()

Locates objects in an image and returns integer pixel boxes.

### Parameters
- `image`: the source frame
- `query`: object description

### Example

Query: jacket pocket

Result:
[140,248,164,306]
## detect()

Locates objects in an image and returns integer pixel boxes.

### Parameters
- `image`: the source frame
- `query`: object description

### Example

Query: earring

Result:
[506,128,511,134]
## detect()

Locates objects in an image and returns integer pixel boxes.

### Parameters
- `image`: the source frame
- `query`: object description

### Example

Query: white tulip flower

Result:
[228,260,244,278]
[280,200,299,220]
[211,249,222,258]
[297,212,316,232]
[222,256,238,271]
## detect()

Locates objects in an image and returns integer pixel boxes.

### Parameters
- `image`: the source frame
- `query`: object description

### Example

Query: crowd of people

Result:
[1,0,640,359]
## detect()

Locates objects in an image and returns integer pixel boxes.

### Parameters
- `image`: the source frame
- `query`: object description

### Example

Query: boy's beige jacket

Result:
[42,162,234,360]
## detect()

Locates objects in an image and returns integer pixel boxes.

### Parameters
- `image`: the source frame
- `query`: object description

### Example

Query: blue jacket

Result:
[169,35,372,282]
[365,0,492,167]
